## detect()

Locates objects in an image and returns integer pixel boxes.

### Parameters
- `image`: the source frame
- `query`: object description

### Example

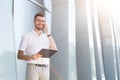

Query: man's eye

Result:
[36,20,45,22]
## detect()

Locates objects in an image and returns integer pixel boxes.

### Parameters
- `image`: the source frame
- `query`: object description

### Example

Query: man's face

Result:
[34,16,45,30]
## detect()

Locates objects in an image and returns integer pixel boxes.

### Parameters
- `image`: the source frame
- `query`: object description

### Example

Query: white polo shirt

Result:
[19,30,50,64]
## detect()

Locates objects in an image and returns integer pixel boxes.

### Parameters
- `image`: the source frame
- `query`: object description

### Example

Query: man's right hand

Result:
[31,53,42,60]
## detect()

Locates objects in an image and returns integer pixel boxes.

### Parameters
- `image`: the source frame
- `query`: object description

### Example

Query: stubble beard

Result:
[35,25,43,31]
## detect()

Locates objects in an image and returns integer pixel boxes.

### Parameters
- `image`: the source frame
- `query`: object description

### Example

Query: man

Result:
[17,13,57,80]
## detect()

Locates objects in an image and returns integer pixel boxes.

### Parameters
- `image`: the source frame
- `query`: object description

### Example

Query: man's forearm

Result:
[17,50,42,60]
[18,53,32,60]
[17,50,32,60]
[48,35,57,50]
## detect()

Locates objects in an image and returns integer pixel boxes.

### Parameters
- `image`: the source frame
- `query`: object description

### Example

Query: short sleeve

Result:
[18,35,28,51]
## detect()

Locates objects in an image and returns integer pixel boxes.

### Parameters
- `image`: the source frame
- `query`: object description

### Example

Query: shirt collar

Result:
[32,29,45,36]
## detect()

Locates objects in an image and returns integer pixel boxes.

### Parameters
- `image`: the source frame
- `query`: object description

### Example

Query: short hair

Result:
[34,13,45,20]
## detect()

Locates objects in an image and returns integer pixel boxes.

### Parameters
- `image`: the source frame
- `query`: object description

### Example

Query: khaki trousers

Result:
[26,63,49,80]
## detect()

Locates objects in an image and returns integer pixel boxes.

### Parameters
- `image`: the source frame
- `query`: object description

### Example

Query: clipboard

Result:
[38,48,58,58]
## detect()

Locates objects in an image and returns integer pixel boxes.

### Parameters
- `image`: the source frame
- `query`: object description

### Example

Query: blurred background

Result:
[0,0,120,80]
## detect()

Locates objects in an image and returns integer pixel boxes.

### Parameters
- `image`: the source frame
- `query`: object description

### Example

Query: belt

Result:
[35,64,48,67]
[28,63,48,68]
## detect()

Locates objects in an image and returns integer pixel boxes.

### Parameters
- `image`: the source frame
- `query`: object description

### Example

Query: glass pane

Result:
[0,0,17,80]
[68,0,77,80]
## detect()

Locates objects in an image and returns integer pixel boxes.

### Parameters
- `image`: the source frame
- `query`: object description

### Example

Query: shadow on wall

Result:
[50,64,64,80]
[0,51,17,80]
